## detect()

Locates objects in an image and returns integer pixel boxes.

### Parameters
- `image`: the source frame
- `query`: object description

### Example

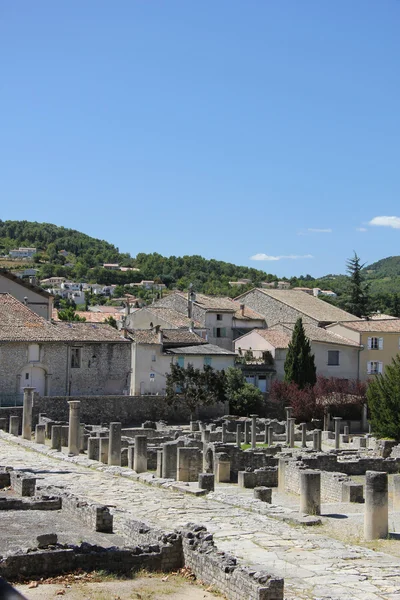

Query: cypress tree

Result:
[346,252,369,318]
[284,317,316,388]
[367,355,400,439]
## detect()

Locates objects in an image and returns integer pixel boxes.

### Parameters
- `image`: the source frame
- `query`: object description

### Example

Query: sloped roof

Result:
[270,322,360,347]
[250,329,291,349]
[165,343,236,355]
[334,319,400,333]
[236,288,359,323]
[0,293,128,343]
[129,328,206,346]
[143,306,203,329]
[52,309,123,323]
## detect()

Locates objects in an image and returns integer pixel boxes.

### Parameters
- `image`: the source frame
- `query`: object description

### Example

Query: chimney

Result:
[24,297,28,305]
[154,324,163,344]
[189,320,194,333]
[240,303,245,317]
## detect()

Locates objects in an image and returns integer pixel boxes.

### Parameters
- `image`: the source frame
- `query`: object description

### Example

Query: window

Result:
[177,356,184,368]
[151,354,156,362]
[368,337,383,350]
[71,347,81,368]
[328,350,340,366]
[367,361,383,375]
[204,357,212,367]
[214,327,227,338]
[28,344,40,362]
[216,314,223,321]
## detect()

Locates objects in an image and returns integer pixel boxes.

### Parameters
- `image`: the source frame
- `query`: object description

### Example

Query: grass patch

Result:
[241,443,269,450]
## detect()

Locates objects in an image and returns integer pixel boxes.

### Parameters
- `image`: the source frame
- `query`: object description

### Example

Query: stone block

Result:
[238,471,256,489]
[254,486,272,503]
[37,533,58,548]
[198,473,215,492]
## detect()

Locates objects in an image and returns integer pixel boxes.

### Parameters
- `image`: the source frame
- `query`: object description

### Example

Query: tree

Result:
[346,252,369,318]
[57,307,86,322]
[284,318,316,388]
[224,367,263,416]
[104,315,118,329]
[367,355,400,439]
[165,363,225,419]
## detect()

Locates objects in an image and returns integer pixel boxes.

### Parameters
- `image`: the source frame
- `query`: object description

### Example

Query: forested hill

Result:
[0,220,272,295]
[1,220,400,308]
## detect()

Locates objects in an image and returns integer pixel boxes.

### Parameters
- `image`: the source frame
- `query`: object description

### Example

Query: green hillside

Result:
[1,220,400,312]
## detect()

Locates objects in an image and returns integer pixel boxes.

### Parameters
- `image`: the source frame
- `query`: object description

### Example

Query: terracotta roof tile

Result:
[336,319,400,333]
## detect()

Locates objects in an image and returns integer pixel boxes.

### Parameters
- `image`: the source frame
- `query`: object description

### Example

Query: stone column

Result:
[35,424,46,444]
[215,453,230,483]
[51,425,62,451]
[67,401,81,456]
[316,429,322,452]
[361,404,368,433]
[202,429,210,444]
[289,417,295,448]
[244,420,251,444]
[278,457,286,492]
[251,414,257,450]
[301,423,307,448]
[334,417,342,450]
[108,422,122,466]
[100,437,109,463]
[162,442,181,479]
[267,426,273,447]
[61,425,69,447]
[300,470,321,515]
[313,430,319,452]
[344,425,349,436]
[79,424,86,452]
[177,447,201,482]
[9,416,19,436]
[393,474,400,511]
[236,423,242,448]
[134,435,147,473]
[364,471,388,540]
[263,422,268,444]
[22,387,35,440]
[285,406,292,444]
[221,422,227,443]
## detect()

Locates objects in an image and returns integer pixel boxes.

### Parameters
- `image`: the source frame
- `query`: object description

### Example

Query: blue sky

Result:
[1,1,400,278]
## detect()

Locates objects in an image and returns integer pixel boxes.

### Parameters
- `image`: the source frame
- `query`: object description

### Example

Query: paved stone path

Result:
[2,435,400,600]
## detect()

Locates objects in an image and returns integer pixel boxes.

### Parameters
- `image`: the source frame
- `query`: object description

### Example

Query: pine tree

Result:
[346,252,369,318]
[284,318,316,389]
[367,355,400,439]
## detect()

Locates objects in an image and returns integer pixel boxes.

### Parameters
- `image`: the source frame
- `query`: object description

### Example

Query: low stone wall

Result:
[181,524,284,600]
[53,490,113,533]
[282,458,363,503]
[0,396,228,427]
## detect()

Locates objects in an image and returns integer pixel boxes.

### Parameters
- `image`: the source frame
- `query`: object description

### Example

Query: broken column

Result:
[393,474,400,511]
[22,387,35,440]
[215,452,230,483]
[100,437,109,464]
[268,426,274,447]
[67,401,80,456]
[300,470,321,515]
[251,414,257,449]
[51,425,62,451]
[201,429,210,444]
[198,473,215,492]
[362,404,368,432]
[301,422,307,448]
[236,423,242,448]
[177,447,201,482]
[289,417,295,448]
[87,436,99,460]
[35,424,46,444]
[244,420,251,444]
[162,441,182,479]
[221,422,228,443]
[285,406,292,444]
[334,417,342,450]
[9,416,19,436]
[133,435,147,473]
[108,422,122,466]
[364,471,388,540]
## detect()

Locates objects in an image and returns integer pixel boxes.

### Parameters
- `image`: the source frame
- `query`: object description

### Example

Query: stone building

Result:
[124,306,207,338]
[129,327,235,395]
[234,288,358,328]
[152,291,265,350]
[0,293,131,397]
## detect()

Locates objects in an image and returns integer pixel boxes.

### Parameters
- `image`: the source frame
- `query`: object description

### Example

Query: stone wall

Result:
[0,396,229,427]
[181,524,284,600]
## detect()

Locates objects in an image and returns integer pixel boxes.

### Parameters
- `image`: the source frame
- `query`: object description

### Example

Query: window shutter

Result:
[213,327,217,337]
[367,361,372,374]
[367,337,372,349]
[379,338,384,350]
[221,328,227,337]
[378,362,383,374]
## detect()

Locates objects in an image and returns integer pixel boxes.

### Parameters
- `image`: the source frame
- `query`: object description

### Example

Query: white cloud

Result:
[250,253,314,261]
[356,227,367,232]
[369,216,400,229]
[307,228,332,233]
